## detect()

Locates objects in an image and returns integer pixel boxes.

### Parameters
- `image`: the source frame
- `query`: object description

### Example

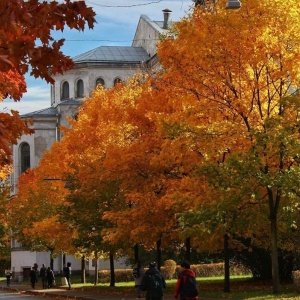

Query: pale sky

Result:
[0,0,193,115]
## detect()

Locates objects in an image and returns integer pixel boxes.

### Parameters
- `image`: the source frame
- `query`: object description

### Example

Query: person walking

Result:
[29,266,37,289]
[174,261,199,300]
[64,262,72,290]
[40,264,47,289]
[4,268,12,287]
[133,260,145,298]
[141,262,166,300]
[33,263,39,283]
[47,267,55,288]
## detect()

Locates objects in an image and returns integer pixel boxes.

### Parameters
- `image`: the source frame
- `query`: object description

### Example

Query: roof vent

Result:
[162,8,172,29]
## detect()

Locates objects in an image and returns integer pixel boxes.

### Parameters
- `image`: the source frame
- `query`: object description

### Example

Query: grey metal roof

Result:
[21,107,57,118]
[21,100,82,117]
[73,46,150,63]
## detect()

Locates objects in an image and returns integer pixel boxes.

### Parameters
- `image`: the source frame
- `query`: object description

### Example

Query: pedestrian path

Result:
[0,282,220,300]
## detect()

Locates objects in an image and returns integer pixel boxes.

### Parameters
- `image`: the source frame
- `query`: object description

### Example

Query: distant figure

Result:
[132,260,144,298]
[63,262,72,290]
[29,266,37,289]
[33,263,39,283]
[4,269,12,287]
[47,267,55,288]
[174,261,199,300]
[40,263,47,289]
[141,262,166,300]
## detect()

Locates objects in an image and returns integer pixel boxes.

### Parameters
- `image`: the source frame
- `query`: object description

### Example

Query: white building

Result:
[10,10,173,281]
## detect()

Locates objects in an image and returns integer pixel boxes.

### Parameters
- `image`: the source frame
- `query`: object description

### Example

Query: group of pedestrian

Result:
[29,263,55,289]
[5,259,196,298]
[39,263,56,289]
[133,260,199,300]
[4,261,71,291]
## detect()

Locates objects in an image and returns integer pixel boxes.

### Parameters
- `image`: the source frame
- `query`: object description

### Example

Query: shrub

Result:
[292,270,300,286]
[98,262,250,283]
[175,263,250,278]
[98,269,133,283]
[162,260,177,279]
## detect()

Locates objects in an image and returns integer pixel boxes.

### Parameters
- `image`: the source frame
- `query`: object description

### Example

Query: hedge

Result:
[98,262,250,283]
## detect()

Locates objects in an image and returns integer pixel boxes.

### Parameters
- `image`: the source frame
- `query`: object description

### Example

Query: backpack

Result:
[149,273,164,298]
[181,274,199,298]
[133,267,140,278]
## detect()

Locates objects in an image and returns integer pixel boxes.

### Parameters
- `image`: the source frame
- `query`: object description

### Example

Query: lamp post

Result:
[226,0,241,9]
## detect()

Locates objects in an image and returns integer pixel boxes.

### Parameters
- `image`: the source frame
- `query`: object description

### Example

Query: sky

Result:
[0,0,193,115]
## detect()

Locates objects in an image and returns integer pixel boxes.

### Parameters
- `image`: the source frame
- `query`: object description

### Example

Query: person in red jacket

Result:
[174,261,199,300]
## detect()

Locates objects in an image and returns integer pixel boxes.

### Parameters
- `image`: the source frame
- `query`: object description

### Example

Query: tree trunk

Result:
[185,237,191,262]
[63,253,66,271]
[94,252,98,286]
[49,249,54,270]
[224,233,230,293]
[270,214,280,293]
[157,238,162,271]
[81,255,86,283]
[134,244,139,263]
[109,251,115,287]
[268,187,280,294]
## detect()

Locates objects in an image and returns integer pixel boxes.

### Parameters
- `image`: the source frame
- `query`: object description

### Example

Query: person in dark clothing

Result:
[141,262,166,300]
[63,262,72,290]
[5,269,12,287]
[174,261,199,300]
[40,264,47,289]
[47,267,55,288]
[33,263,39,283]
[29,267,37,289]
[133,260,145,298]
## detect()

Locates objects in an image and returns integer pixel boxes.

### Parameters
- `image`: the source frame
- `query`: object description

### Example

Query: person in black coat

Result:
[141,262,166,300]
[29,267,37,289]
[47,267,55,288]
[40,264,47,289]
[63,262,72,290]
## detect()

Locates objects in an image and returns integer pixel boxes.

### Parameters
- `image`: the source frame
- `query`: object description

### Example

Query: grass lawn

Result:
[2,275,300,299]
[62,275,300,299]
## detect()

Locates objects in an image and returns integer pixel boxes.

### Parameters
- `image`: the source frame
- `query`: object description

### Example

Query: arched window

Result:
[114,77,123,86]
[96,77,105,88]
[61,81,69,99]
[20,143,30,173]
[76,79,84,98]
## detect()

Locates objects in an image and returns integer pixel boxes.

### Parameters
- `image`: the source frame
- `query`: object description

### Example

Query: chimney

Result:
[162,8,172,29]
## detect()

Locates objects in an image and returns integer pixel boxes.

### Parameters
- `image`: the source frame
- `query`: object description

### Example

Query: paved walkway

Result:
[0,282,219,300]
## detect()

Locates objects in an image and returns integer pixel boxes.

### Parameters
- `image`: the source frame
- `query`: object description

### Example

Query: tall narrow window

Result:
[51,84,55,105]
[21,143,30,173]
[76,79,84,98]
[96,77,105,88]
[62,81,69,99]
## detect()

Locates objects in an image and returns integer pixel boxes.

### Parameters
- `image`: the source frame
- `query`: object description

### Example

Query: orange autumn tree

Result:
[150,0,300,293]
[0,181,12,260]
[44,76,196,268]
[0,0,96,172]
[32,82,148,284]
[57,80,151,261]
[72,75,204,265]
[8,143,77,257]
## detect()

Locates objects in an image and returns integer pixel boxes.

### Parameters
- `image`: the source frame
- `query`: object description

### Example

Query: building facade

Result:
[10,11,172,280]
